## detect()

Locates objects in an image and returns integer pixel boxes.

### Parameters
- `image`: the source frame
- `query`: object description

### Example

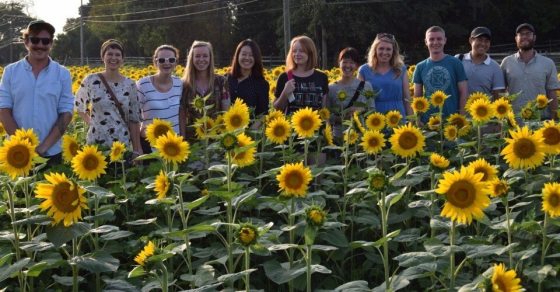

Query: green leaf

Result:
[263,260,306,284]
[101,230,134,241]
[0,253,13,266]
[311,245,338,252]
[53,274,84,286]
[0,257,30,282]
[12,215,51,226]
[125,218,157,225]
[103,279,138,292]
[319,229,349,247]
[85,185,115,198]
[194,264,217,287]
[268,244,299,251]
[72,252,119,273]
[217,269,257,283]
[185,195,209,210]
[232,188,257,207]
[128,265,146,278]
[25,261,49,277]
[46,222,91,248]
[89,225,119,234]
[332,280,371,291]
[208,164,228,174]
[390,165,409,181]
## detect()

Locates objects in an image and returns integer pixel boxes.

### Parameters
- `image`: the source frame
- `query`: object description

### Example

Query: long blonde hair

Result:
[286,35,318,71]
[366,34,404,78]
[182,40,215,97]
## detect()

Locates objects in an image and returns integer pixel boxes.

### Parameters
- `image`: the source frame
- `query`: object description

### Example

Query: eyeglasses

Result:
[376,33,395,40]
[156,57,177,64]
[28,37,52,45]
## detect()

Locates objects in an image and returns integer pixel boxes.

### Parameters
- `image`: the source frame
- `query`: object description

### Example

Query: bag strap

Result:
[97,73,127,123]
[344,81,366,109]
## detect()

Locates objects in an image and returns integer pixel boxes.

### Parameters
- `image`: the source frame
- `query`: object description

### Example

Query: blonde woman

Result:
[358,33,412,117]
[179,40,229,140]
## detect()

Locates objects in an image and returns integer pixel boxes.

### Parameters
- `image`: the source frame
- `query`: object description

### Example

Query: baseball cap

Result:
[24,20,55,36]
[516,23,535,34]
[470,27,491,39]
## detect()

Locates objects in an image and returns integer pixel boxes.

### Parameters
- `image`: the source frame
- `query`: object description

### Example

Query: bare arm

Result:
[0,108,19,135]
[78,111,91,125]
[547,89,558,120]
[413,83,423,98]
[128,121,142,154]
[458,80,468,115]
[36,112,72,156]
[273,79,295,111]
[402,73,413,116]
[179,107,187,138]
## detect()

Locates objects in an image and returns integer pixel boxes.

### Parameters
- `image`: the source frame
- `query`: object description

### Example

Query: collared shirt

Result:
[501,51,560,112]
[459,53,505,96]
[0,57,74,156]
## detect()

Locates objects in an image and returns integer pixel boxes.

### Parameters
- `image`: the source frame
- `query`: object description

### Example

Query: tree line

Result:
[1,0,559,67]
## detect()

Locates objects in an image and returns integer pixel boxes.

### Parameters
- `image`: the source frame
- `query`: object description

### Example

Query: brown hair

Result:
[286,35,318,71]
[153,44,179,60]
[426,26,446,36]
[100,39,124,58]
[338,47,360,63]
[367,34,404,78]
[229,39,264,79]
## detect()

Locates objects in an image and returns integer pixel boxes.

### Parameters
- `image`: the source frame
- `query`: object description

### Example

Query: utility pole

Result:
[80,0,84,65]
[8,18,13,63]
[283,0,291,58]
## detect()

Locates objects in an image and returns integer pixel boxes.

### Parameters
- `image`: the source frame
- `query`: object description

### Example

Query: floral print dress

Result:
[76,74,140,148]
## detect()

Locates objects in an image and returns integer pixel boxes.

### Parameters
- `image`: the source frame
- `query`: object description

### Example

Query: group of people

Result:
[0,20,558,165]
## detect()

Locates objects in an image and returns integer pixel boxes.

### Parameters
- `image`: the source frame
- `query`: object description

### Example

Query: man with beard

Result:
[457,27,505,99]
[501,23,560,119]
[0,20,74,164]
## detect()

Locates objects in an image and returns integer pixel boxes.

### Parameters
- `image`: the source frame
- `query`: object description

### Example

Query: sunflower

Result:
[444,124,458,141]
[221,132,238,150]
[542,182,560,218]
[521,105,535,120]
[71,145,107,181]
[435,167,490,224]
[146,119,173,146]
[366,112,386,131]
[154,132,190,164]
[386,110,402,128]
[0,136,37,179]
[266,117,291,144]
[430,153,450,169]
[411,96,429,113]
[154,170,170,200]
[368,169,387,191]
[344,128,359,145]
[214,114,226,134]
[428,115,441,131]
[192,95,205,112]
[306,205,327,227]
[447,114,470,136]
[491,263,523,292]
[536,120,560,154]
[291,107,321,138]
[337,89,347,101]
[389,123,425,158]
[276,161,312,197]
[134,241,156,266]
[506,111,518,128]
[489,179,509,198]
[13,128,39,147]
[361,130,385,154]
[61,135,80,163]
[469,98,494,124]
[318,108,330,122]
[265,109,285,124]
[237,223,258,246]
[223,98,250,132]
[323,123,334,146]
[430,90,448,107]
[465,91,490,109]
[493,98,512,120]
[501,126,545,170]
[467,158,498,182]
[35,172,88,227]
[194,116,216,139]
[231,133,256,167]
[535,94,548,109]
[109,141,126,162]
[352,111,366,134]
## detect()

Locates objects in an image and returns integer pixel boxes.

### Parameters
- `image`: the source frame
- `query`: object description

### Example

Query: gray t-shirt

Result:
[327,78,374,137]
[457,53,505,96]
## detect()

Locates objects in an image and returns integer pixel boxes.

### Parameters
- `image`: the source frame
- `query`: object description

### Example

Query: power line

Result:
[84,0,220,19]
[84,0,257,24]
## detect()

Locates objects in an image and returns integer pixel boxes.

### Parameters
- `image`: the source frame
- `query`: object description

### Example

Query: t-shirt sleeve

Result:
[0,66,13,109]
[257,78,270,115]
[412,62,423,84]
[491,63,506,91]
[274,73,288,99]
[75,75,90,113]
[128,80,141,123]
[546,60,560,90]
[454,59,467,82]
[320,72,329,96]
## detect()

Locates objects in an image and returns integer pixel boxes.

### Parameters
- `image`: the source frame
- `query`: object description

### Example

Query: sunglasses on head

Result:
[376,33,395,40]
[28,36,52,45]
[156,57,176,64]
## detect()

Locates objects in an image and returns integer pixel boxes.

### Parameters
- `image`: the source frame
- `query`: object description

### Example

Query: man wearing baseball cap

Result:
[501,23,560,119]
[0,20,74,165]
[456,27,505,98]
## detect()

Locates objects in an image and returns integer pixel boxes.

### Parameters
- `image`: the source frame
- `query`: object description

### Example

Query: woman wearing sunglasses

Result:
[358,33,412,118]
[76,39,142,157]
[136,45,182,153]
[226,39,269,117]
[179,40,230,140]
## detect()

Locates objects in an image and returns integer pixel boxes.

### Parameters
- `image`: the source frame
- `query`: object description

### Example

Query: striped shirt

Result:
[137,75,182,135]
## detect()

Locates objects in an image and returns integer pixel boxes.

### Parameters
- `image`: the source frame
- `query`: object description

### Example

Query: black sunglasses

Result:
[156,57,177,64]
[28,36,52,45]
[376,33,395,40]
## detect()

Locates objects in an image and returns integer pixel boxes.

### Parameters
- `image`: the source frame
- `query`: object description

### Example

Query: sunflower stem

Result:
[226,152,234,276]
[477,124,482,155]
[72,238,79,292]
[504,196,513,268]
[538,213,549,292]
[306,244,312,292]
[288,197,295,292]
[6,184,24,289]
[159,262,169,292]
[430,170,436,239]
[449,221,456,290]
[245,247,251,292]
[380,189,390,291]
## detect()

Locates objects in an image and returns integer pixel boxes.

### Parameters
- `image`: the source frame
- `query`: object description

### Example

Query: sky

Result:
[28,0,87,37]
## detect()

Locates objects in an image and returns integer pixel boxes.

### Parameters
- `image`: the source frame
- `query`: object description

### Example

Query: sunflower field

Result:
[1,64,560,292]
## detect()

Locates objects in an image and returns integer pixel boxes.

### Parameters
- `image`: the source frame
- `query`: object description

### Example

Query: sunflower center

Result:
[476,106,488,117]
[513,138,536,159]
[389,116,399,124]
[163,143,179,156]
[230,115,242,128]
[154,125,169,139]
[416,101,426,110]
[368,137,380,147]
[273,125,286,137]
[446,180,476,208]
[372,118,381,127]
[82,154,100,171]
[7,145,30,168]
[543,127,560,146]
[69,143,79,156]
[495,277,507,292]
[398,131,418,150]
[300,117,313,131]
[309,210,324,224]
[496,105,508,115]
[285,171,304,189]
[474,168,488,181]
[451,118,465,128]
[549,193,560,207]
[52,182,80,213]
